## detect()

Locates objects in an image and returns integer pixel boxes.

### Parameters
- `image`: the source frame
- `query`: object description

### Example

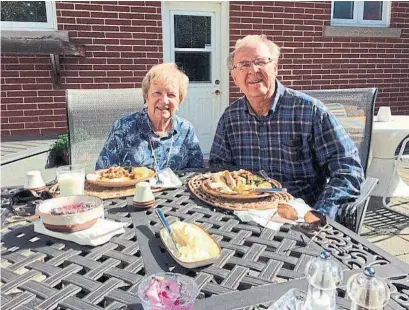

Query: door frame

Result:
[161,1,230,111]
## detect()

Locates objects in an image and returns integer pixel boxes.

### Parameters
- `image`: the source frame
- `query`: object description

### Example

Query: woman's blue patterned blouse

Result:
[96,108,204,170]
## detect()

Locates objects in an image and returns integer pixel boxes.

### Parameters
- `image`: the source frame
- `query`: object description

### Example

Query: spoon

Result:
[155,208,181,256]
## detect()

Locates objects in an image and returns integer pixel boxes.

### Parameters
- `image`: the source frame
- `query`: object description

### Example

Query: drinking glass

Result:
[56,164,85,196]
[137,272,199,310]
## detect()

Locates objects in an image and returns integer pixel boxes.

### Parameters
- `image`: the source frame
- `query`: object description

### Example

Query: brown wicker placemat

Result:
[188,175,294,211]
[50,182,163,200]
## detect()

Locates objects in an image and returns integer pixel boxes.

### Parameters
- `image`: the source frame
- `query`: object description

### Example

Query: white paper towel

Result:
[34,218,125,246]
[149,168,182,188]
[235,199,312,231]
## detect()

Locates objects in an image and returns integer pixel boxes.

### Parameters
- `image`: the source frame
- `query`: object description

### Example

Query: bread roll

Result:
[304,210,323,224]
[278,203,298,221]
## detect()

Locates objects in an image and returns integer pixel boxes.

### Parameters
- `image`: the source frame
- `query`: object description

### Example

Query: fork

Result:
[259,169,271,182]
[155,173,164,186]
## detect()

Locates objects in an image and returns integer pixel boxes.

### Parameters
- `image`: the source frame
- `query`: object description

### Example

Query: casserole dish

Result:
[37,195,104,232]
[159,221,221,268]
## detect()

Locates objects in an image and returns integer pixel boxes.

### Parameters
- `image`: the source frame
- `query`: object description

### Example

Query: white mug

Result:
[133,182,155,203]
[377,106,392,122]
[26,170,46,191]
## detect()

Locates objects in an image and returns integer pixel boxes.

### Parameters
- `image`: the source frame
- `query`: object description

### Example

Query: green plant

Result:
[48,133,69,166]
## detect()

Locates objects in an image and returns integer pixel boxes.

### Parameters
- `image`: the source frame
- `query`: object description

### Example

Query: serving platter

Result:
[86,166,156,188]
[188,174,294,211]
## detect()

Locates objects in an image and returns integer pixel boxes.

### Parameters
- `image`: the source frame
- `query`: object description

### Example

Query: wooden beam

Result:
[50,54,61,89]
[1,31,85,56]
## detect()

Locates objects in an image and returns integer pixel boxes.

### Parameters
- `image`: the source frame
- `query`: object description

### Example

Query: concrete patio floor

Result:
[362,167,409,264]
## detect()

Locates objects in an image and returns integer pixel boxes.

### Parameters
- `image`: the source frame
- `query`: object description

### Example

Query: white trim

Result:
[1,1,57,31]
[220,2,229,109]
[331,1,390,27]
[161,1,229,107]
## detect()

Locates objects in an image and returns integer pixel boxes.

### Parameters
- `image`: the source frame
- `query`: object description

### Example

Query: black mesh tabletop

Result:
[1,171,408,310]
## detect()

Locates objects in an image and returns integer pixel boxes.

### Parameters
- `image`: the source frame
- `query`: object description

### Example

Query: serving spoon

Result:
[155,208,183,256]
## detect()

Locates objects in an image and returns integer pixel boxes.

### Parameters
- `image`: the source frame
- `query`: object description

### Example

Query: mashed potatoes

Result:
[165,222,220,262]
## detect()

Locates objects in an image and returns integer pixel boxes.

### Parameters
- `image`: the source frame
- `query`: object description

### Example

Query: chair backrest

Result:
[303,88,377,174]
[66,88,144,172]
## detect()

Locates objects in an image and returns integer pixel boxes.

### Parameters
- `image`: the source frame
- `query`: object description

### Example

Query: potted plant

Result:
[48,134,69,167]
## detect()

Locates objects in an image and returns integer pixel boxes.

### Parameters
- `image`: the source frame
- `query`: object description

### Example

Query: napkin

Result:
[34,218,125,246]
[234,199,312,231]
[149,168,182,188]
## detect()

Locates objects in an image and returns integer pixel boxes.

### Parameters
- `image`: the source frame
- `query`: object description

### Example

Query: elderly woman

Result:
[96,63,204,170]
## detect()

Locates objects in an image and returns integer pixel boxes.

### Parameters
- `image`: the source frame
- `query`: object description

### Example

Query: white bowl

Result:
[37,195,104,232]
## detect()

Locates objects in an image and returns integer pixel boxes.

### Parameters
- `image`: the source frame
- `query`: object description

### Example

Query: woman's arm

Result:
[95,120,124,169]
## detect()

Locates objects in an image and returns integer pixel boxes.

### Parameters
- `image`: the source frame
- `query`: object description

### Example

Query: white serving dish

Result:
[37,195,104,232]
[159,222,221,269]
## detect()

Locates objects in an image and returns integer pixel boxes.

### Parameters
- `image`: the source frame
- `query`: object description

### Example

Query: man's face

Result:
[231,42,278,102]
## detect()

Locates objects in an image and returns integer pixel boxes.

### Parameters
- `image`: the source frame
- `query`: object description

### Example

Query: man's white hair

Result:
[227,34,281,70]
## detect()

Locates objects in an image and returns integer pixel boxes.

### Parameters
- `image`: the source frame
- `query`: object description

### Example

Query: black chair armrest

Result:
[337,177,379,234]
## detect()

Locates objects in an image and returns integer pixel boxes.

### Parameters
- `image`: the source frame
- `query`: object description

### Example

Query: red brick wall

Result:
[1,1,162,137]
[1,1,408,137]
[229,1,409,115]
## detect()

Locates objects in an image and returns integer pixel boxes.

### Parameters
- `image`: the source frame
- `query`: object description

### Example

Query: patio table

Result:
[1,171,409,310]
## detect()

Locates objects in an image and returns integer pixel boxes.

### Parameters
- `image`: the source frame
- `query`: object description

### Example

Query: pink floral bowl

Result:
[137,272,199,310]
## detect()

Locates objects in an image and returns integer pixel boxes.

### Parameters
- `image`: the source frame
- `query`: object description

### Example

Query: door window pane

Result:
[1,1,47,22]
[174,15,211,49]
[175,52,210,82]
[363,1,383,20]
[333,1,354,19]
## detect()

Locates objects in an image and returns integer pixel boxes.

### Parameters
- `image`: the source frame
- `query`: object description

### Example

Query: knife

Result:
[254,188,287,193]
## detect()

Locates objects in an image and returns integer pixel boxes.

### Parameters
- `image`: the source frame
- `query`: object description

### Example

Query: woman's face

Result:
[147,78,181,123]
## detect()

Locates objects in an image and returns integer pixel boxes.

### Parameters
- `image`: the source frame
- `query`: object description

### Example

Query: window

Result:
[171,13,214,83]
[331,1,390,27]
[1,1,56,30]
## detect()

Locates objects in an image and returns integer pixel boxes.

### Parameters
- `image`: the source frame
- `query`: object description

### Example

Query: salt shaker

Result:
[347,267,390,310]
[302,251,343,310]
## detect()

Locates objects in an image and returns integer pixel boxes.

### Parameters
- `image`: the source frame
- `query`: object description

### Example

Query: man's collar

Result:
[244,79,285,116]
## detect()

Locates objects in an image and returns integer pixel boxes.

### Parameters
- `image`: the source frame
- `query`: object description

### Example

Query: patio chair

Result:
[66,88,144,172]
[382,136,409,208]
[304,88,379,234]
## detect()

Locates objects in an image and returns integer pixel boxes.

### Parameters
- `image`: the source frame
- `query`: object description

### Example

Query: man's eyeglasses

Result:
[232,57,274,71]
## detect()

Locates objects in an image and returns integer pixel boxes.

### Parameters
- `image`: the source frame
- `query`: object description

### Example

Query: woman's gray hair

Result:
[142,63,189,103]
[227,34,281,70]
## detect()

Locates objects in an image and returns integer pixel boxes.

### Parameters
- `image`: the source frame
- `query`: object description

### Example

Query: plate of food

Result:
[201,169,282,200]
[86,166,156,188]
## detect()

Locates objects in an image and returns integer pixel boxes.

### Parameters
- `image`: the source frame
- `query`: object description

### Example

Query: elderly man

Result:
[209,34,364,219]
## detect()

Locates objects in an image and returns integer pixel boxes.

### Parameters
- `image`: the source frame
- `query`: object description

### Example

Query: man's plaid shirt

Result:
[209,80,364,218]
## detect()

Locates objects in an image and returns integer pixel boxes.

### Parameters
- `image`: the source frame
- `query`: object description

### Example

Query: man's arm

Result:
[312,110,365,219]
[95,120,123,170]
[209,113,234,169]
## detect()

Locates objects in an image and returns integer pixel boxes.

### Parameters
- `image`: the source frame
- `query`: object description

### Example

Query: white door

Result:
[162,2,228,157]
